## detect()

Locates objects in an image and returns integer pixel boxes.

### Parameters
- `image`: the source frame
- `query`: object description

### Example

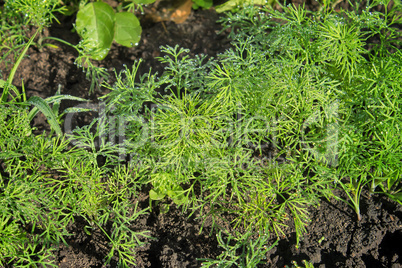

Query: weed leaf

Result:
[76,2,115,60]
[114,12,141,47]
[149,189,166,201]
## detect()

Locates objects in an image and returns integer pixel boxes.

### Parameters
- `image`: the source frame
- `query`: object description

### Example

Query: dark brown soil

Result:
[1,1,402,267]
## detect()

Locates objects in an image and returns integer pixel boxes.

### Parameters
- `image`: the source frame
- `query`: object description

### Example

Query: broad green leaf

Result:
[168,192,188,205]
[149,189,166,201]
[192,0,213,9]
[167,185,188,206]
[27,96,62,136]
[114,12,141,47]
[76,2,115,60]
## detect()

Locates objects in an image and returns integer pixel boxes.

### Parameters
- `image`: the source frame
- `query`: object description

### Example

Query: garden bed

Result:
[1,0,402,267]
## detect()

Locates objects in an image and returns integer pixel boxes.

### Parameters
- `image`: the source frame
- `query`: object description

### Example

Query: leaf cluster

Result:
[2,0,402,265]
[75,1,142,61]
[0,105,150,266]
[96,0,402,263]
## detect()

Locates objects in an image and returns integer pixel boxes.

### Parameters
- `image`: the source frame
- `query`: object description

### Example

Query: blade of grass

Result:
[27,96,62,136]
[28,94,89,122]
[1,27,41,103]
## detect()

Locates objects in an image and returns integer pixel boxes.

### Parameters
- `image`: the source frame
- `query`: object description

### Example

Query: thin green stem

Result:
[1,26,42,103]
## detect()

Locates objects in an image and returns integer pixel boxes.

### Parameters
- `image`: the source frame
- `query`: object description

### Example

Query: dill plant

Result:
[199,230,278,267]
[100,5,334,253]
[0,39,147,266]
[0,104,150,266]
[2,0,400,265]
[253,0,402,221]
[0,4,151,264]
[219,0,402,223]
[97,0,402,264]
